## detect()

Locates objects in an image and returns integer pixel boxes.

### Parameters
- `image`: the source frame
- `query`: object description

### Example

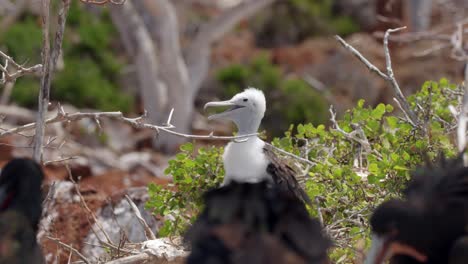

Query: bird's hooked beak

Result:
[365,234,428,264]
[204,100,245,120]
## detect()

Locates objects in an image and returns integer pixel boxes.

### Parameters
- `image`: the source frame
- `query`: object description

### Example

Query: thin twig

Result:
[64,164,115,245]
[0,50,42,84]
[383,27,418,126]
[46,236,91,264]
[265,142,315,166]
[124,195,157,240]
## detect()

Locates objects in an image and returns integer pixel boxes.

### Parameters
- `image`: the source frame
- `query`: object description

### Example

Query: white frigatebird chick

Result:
[366,156,468,264]
[204,88,311,205]
[0,158,45,264]
[185,181,330,264]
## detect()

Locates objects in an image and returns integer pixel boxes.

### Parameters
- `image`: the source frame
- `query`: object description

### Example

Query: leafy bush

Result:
[146,143,224,236]
[146,78,461,261]
[217,55,328,137]
[0,2,132,112]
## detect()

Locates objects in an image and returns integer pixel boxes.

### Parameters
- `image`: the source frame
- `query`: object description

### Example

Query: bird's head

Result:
[204,88,266,134]
[366,199,428,264]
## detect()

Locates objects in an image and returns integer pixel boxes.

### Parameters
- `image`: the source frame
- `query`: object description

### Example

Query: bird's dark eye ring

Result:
[243,98,248,102]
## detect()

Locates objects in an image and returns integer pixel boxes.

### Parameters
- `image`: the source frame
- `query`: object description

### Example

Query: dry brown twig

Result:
[335,27,420,128]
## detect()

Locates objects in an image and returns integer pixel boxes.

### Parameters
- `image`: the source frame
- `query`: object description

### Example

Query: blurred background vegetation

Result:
[1,1,131,111]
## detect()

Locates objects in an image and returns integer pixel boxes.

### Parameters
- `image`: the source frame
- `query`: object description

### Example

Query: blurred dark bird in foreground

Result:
[204,88,311,205]
[185,181,330,264]
[0,158,45,264]
[366,156,468,264]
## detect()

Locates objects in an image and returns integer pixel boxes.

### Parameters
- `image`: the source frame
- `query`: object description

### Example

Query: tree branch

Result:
[0,50,42,85]
[335,27,419,127]
[0,106,259,141]
[34,0,70,162]
[33,0,52,162]
[46,236,91,264]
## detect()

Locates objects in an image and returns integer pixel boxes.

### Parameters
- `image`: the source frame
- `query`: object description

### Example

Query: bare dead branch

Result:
[80,0,125,5]
[46,236,91,264]
[0,50,42,84]
[383,27,418,126]
[335,27,419,127]
[334,36,388,80]
[0,106,259,141]
[124,195,157,241]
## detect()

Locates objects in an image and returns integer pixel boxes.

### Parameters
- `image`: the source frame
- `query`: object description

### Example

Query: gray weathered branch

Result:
[33,0,70,162]
[335,27,419,127]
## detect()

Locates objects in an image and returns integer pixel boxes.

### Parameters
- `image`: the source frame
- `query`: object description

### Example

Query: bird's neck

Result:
[235,118,261,136]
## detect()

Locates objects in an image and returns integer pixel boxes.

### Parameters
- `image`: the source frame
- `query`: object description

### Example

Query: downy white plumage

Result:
[204,88,311,204]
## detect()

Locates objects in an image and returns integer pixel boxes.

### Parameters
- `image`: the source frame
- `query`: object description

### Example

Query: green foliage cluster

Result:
[253,0,359,47]
[0,2,132,111]
[146,79,461,261]
[217,55,328,137]
[146,143,224,236]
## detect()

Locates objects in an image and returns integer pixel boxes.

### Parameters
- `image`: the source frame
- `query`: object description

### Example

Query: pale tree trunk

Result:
[138,0,191,153]
[185,0,277,97]
[111,0,277,153]
[109,2,168,130]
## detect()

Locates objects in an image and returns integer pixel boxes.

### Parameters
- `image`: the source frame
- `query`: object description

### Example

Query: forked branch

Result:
[335,27,419,128]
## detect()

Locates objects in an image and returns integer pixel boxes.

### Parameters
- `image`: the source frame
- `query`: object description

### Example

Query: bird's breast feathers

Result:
[223,138,270,183]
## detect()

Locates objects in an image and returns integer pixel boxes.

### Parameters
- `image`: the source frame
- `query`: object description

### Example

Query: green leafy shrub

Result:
[217,55,328,137]
[146,143,224,236]
[1,2,132,112]
[147,79,461,261]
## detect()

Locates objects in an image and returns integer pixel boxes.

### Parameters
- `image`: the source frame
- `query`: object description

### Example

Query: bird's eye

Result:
[243,98,248,102]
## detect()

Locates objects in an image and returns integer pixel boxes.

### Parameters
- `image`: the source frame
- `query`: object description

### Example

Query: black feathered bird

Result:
[0,158,45,264]
[366,156,468,264]
[185,181,330,264]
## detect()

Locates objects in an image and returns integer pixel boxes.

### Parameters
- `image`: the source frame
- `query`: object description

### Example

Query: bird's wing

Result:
[263,144,312,205]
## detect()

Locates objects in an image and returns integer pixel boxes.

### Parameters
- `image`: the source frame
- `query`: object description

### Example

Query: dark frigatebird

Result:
[0,158,45,264]
[366,156,468,264]
[185,181,330,264]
